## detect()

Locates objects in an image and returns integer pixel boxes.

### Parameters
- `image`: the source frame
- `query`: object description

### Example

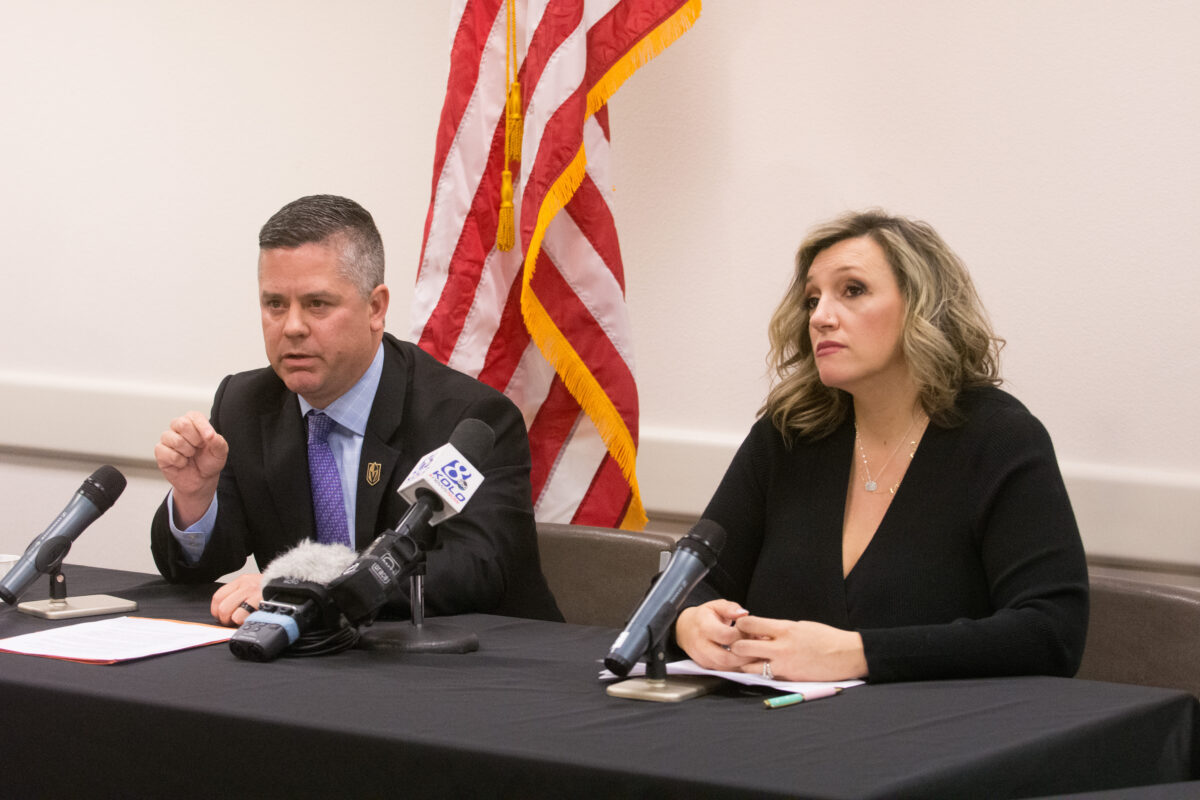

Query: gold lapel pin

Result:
[365,462,382,487]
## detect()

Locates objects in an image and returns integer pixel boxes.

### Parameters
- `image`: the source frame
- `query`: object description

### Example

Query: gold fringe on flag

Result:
[587,0,701,117]
[520,147,646,527]
[519,0,703,529]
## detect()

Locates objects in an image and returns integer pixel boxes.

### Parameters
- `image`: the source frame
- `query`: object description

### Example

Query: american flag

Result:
[411,0,700,529]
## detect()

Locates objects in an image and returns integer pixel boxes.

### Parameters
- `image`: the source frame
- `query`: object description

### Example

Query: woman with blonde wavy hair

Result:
[674,210,1088,683]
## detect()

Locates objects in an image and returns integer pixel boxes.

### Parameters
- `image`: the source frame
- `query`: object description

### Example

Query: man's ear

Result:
[368,284,390,332]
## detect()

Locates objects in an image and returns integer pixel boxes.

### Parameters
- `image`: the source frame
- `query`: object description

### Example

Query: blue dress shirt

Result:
[169,344,385,564]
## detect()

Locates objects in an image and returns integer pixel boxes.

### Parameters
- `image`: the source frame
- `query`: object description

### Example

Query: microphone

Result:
[328,418,495,626]
[603,520,727,677]
[0,466,127,605]
[397,417,494,528]
[229,541,358,662]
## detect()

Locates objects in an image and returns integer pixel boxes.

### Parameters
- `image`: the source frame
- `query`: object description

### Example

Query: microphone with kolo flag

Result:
[328,417,493,652]
[229,418,495,660]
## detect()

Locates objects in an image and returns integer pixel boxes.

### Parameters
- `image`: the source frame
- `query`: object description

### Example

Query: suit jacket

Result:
[151,333,562,622]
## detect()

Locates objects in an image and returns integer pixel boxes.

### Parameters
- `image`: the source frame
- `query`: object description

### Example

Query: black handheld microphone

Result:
[229,541,358,662]
[0,466,127,605]
[603,520,726,677]
[328,418,495,626]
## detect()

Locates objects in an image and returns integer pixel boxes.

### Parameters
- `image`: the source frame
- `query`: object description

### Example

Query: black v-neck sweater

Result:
[695,387,1089,682]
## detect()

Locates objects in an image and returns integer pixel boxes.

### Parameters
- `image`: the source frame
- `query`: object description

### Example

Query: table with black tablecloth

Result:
[0,566,1196,799]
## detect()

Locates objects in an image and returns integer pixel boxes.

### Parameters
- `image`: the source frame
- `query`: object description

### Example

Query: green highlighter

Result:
[763,687,843,709]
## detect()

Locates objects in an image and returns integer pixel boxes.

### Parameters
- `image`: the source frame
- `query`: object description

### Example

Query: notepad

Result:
[600,658,864,694]
[0,616,234,664]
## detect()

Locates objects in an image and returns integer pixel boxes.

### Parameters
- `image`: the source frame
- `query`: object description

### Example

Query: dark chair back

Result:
[1076,573,1200,698]
[536,523,677,627]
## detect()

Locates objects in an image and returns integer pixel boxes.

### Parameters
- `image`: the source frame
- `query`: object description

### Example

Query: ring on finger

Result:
[762,661,773,680]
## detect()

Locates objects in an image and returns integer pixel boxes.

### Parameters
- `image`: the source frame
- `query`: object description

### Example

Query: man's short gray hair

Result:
[258,194,385,297]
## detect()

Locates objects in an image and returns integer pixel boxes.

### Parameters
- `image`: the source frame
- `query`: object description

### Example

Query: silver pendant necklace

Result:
[855,415,921,494]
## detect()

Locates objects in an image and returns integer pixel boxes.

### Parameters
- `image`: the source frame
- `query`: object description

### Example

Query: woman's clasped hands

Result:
[676,599,868,682]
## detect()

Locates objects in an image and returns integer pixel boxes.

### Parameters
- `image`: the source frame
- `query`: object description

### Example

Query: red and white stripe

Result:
[411,0,700,528]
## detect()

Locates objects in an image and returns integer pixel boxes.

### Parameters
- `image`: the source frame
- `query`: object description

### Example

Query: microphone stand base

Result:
[606,675,724,703]
[361,620,479,654]
[18,594,138,620]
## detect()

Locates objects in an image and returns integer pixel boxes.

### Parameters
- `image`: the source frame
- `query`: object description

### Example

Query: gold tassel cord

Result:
[506,80,523,163]
[505,0,521,162]
[497,169,515,252]
[496,0,520,251]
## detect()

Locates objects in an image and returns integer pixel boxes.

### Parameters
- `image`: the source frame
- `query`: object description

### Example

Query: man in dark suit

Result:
[151,195,561,626]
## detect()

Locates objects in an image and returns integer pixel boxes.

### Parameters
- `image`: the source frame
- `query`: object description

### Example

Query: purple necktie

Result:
[306,411,351,547]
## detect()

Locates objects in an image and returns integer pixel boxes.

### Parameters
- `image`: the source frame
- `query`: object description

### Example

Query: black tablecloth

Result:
[0,566,1197,799]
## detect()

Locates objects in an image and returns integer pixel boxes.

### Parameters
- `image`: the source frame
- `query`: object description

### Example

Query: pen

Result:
[763,687,843,709]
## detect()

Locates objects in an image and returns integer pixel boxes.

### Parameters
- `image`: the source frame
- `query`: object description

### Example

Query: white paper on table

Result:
[0,616,235,664]
[599,658,864,694]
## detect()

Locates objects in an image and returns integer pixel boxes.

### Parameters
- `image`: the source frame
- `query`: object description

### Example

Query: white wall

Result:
[2,1,1197,576]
